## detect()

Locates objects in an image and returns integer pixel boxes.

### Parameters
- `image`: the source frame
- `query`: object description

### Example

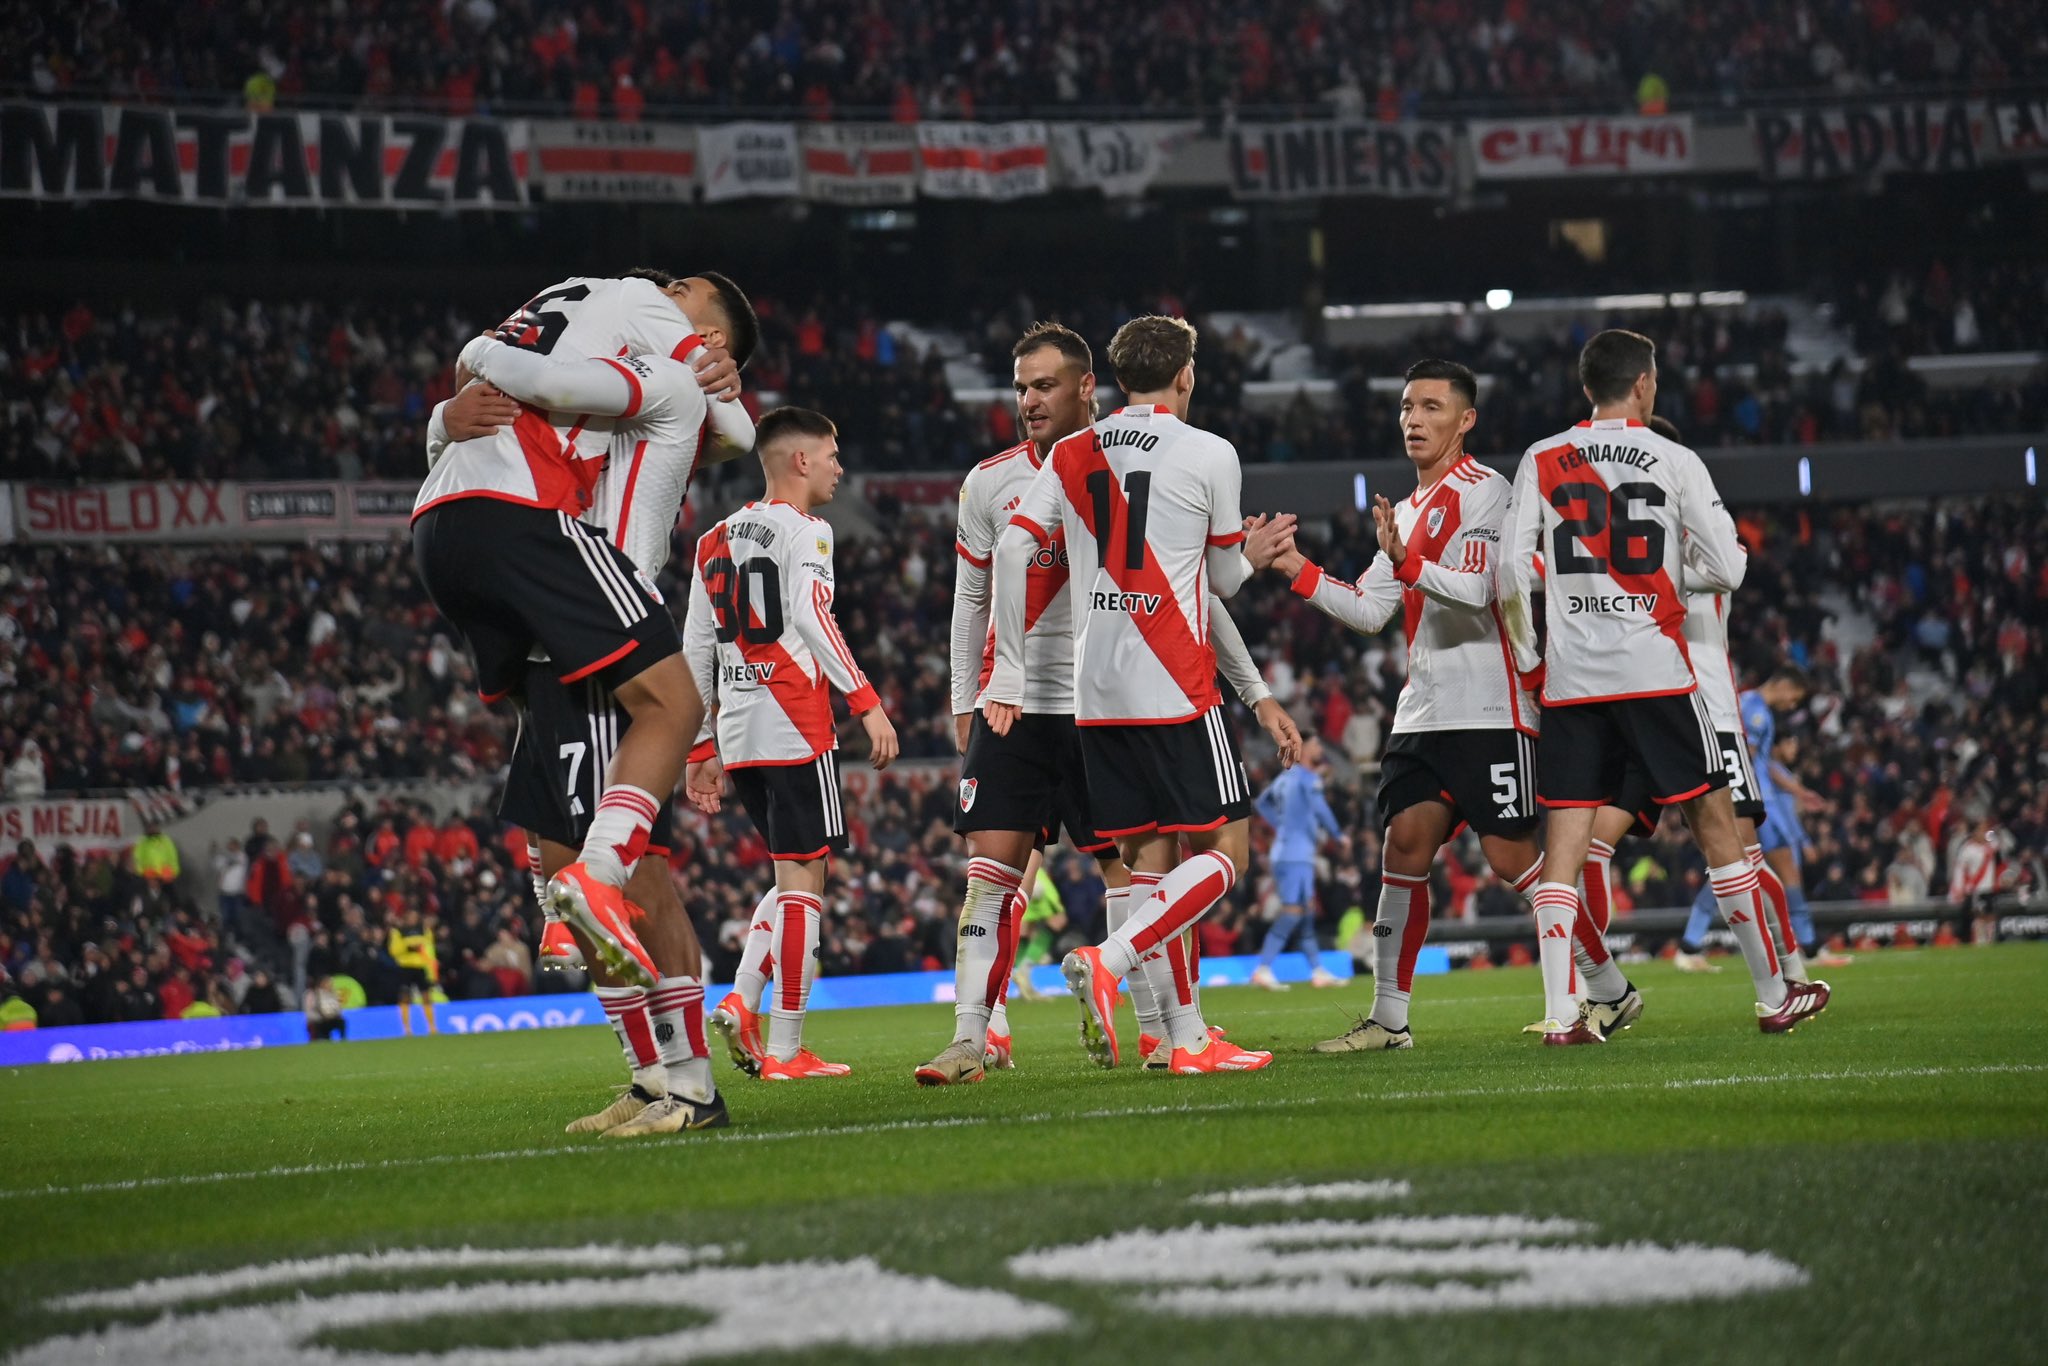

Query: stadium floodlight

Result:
[1798,457,1812,497]
[1485,289,1514,311]
[2028,447,2039,487]
[1354,473,1370,511]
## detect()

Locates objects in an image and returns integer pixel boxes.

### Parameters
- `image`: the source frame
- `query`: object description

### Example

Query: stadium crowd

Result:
[13,0,2047,117]
[3,494,2042,1027]
[5,287,2043,485]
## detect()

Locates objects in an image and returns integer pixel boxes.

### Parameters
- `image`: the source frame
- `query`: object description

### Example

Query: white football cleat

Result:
[1250,966,1290,992]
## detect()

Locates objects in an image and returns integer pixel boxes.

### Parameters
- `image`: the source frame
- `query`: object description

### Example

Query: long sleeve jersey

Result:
[1287,456,1537,736]
[1254,763,1342,862]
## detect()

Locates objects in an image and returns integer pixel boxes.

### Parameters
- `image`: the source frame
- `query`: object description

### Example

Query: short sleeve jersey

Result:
[1008,405,1245,724]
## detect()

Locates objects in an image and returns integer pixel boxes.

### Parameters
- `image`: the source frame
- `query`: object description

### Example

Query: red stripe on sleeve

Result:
[600,358,644,419]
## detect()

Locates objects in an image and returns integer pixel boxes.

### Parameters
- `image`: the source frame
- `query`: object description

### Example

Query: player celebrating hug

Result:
[1500,329,1831,1040]
[684,407,899,1081]
[985,315,1278,1076]
[1246,360,1545,1052]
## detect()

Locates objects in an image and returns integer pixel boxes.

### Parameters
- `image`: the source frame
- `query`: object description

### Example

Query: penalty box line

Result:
[3,1062,2042,1204]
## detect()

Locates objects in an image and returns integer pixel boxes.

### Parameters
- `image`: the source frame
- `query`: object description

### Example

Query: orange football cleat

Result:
[1168,1038,1273,1074]
[538,920,584,971]
[708,995,767,1077]
[547,863,657,988]
[760,1049,853,1080]
[1060,946,1121,1068]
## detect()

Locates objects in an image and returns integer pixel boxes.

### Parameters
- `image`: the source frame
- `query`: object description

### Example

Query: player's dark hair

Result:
[1403,358,1478,408]
[756,406,838,451]
[622,266,676,287]
[1769,664,1812,692]
[1646,415,1682,442]
[1579,329,1658,404]
[1108,315,1198,394]
[694,270,760,370]
[1013,321,1093,374]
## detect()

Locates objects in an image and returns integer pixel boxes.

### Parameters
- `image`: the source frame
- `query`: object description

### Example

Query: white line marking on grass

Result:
[1008,1217,1808,1320]
[1190,1181,1413,1207]
[6,1063,2042,1204]
[18,1252,1067,1366]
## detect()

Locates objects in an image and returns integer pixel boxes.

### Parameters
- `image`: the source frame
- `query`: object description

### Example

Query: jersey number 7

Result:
[704,555,785,644]
[1549,480,1667,575]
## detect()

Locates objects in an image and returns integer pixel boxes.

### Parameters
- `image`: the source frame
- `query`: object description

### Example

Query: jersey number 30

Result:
[1549,481,1667,575]
[704,556,784,644]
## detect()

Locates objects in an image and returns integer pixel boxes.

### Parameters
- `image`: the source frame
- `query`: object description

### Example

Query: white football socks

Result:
[648,976,713,1102]
[731,887,776,1012]
[766,890,823,1061]
[953,857,1023,1053]
[1710,861,1787,1009]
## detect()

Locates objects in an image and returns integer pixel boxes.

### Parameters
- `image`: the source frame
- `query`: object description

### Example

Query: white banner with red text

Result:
[1466,114,1695,179]
[530,119,696,201]
[917,122,1051,200]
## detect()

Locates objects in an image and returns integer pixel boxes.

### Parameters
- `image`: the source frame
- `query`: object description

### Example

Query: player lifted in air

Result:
[1500,329,1830,1040]
[985,315,1283,1076]
[920,323,1297,1086]
[1248,360,1545,1051]
[685,407,900,1081]
[419,275,757,1133]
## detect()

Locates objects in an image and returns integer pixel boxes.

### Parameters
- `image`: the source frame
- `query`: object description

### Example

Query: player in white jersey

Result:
[986,315,1280,1076]
[1501,329,1830,1038]
[1244,360,1547,1053]
[917,323,1299,1086]
[424,270,760,1135]
[683,407,900,1082]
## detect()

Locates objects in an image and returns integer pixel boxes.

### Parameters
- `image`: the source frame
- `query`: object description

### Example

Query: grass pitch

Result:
[3,946,2045,1364]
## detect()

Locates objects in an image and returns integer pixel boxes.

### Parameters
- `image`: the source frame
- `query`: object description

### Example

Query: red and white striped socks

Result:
[597,985,666,1096]
[524,835,549,913]
[580,783,661,885]
[953,857,1023,1052]
[1101,851,1235,980]
[648,976,712,1102]
[1368,870,1430,1031]
[767,890,823,1062]
[1710,860,1787,1008]
[1159,930,1206,1050]
[1751,845,1809,983]
[732,887,777,1012]
[989,885,1025,1039]
[1530,882,1585,1025]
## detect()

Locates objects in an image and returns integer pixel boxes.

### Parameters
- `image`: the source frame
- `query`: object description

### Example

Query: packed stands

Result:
[5,494,2043,1025]
[13,0,2048,117]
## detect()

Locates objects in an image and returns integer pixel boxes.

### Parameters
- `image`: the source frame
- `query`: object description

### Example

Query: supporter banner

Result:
[1051,121,1198,197]
[1227,120,1454,200]
[1753,100,1989,179]
[697,121,801,201]
[7,480,423,542]
[1992,97,2048,155]
[0,797,140,857]
[531,119,695,201]
[0,102,528,208]
[800,124,917,205]
[0,951,1369,1065]
[1468,114,1695,179]
[918,121,1051,200]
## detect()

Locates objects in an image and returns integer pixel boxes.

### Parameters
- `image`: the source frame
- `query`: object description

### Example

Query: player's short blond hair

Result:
[1107,315,1197,394]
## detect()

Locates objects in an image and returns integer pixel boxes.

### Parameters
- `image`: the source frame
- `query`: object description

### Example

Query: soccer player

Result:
[1248,360,1545,1050]
[685,407,900,1081]
[1670,670,1822,978]
[1250,736,1344,990]
[1500,329,1830,1040]
[1565,419,1818,1020]
[985,314,1280,1076]
[920,322,1297,1086]
[425,309,755,1132]
[388,908,439,1036]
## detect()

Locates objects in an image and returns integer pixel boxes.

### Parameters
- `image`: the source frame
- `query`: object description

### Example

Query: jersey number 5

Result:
[1549,481,1667,575]
[494,283,592,355]
[1085,468,1153,571]
[704,556,784,644]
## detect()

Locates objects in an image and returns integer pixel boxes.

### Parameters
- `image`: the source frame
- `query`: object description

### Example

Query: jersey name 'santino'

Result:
[1092,589,1163,614]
